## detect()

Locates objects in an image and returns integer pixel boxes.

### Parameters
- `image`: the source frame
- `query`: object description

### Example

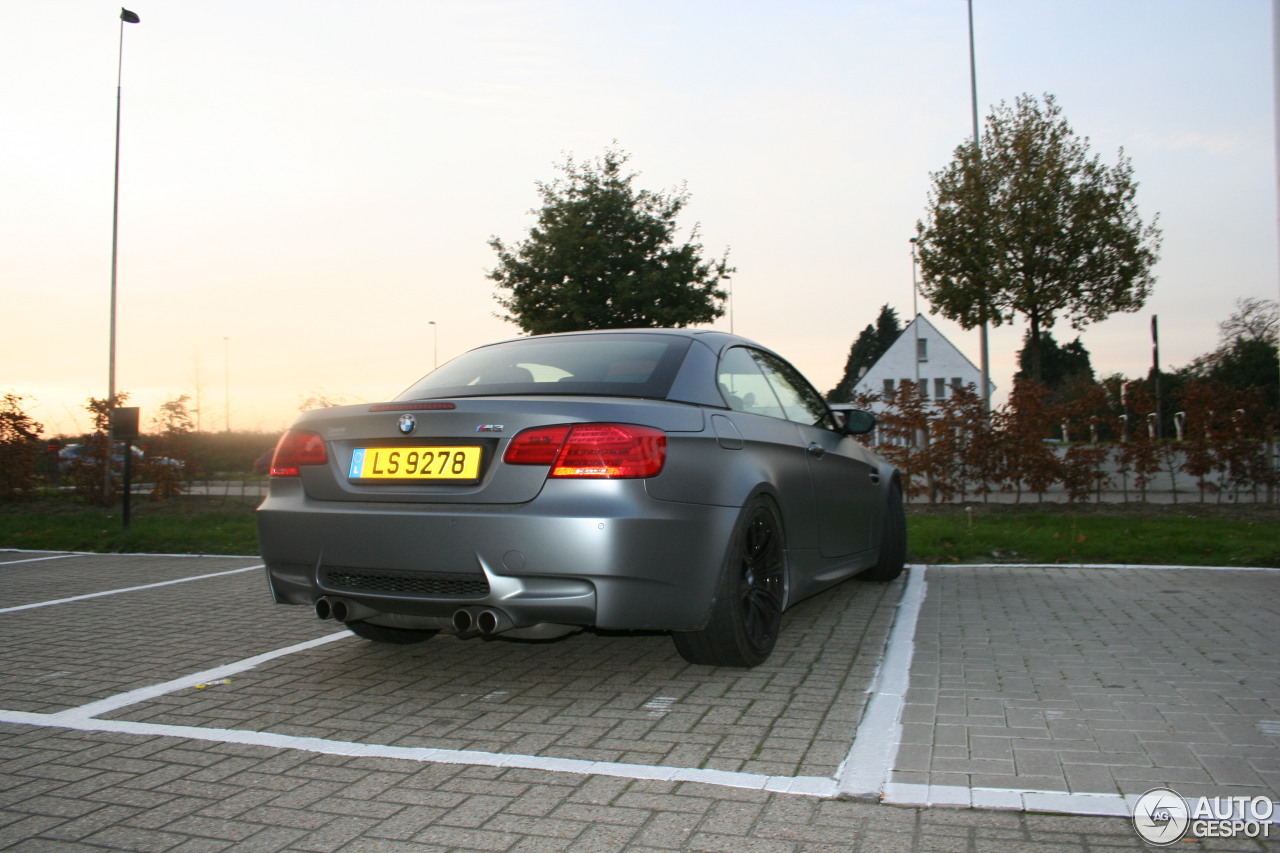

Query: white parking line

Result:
[0,709,840,797]
[55,631,352,721]
[0,629,840,797]
[0,565,264,614]
[840,562,1280,817]
[837,565,925,799]
[0,554,78,566]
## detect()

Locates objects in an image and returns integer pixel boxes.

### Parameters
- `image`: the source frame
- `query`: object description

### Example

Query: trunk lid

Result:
[289,396,705,504]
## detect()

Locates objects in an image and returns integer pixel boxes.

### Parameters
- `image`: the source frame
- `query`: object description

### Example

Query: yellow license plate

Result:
[349,446,482,480]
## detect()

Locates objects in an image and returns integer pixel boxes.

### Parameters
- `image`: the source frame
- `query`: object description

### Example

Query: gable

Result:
[851,315,995,399]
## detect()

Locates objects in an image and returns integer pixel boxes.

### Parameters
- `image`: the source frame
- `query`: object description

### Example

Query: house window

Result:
[935,378,946,399]
[916,338,928,362]
[883,379,895,396]
[951,377,963,392]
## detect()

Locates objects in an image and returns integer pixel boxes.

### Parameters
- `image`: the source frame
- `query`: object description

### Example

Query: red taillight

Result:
[503,423,666,479]
[502,425,572,466]
[269,430,328,477]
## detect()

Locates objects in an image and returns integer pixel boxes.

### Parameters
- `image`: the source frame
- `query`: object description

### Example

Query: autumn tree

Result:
[873,381,932,500]
[916,93,1162,382]
[0,393,44,500]
[993,380,1062,502]
[68,393,129,504]
[489,146,730,334]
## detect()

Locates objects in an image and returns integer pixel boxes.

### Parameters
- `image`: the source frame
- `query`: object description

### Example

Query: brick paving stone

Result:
[4,555,1280,851]
[893,566,1280,804]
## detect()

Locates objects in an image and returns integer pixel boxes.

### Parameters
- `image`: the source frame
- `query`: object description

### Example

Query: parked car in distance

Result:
[58,442,143,471]
[257,329,905,667]
[58,443,183,473]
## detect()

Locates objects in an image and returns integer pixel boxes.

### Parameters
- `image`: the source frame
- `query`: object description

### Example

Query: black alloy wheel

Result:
[672,497,785,667]
[738,505,785,657]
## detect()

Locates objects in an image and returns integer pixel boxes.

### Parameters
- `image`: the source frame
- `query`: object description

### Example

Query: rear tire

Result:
[672,497,785,667]
[859,480,905,582]
[346,621,439,644]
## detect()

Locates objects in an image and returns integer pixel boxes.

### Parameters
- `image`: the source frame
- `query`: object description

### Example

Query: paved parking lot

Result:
[1,549,1278,851]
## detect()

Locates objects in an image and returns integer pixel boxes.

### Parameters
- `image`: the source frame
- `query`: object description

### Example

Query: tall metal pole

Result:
[1151,316,1163,440]
[223,336,231,432]
[109,16,124,412]
[968,0,990,412]
[910,238,921,388]
[110,10,139,408]
[1273,0,1280,411]
[722,275,734,334]
[107,10,139,494]
[429,321,438,369]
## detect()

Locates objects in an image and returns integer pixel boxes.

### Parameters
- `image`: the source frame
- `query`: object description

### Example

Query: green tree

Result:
[1014,330,1099,414]
[1179,297,1279,410]
[827,305,902,402]
[1015,331,1093,388]
[915,93,1162,382]
[489,146,731,334]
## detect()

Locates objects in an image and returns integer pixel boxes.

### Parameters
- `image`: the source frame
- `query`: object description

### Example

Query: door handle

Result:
[805,443,826,459]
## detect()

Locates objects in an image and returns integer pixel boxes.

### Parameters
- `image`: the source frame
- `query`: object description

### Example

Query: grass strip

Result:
[0,497,260,556]
[1,498,1277,567]
[908,509,1280,567]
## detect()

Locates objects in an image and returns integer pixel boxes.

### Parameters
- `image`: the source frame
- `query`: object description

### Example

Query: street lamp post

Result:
[910,238,921,388]
[968,0,991,413]
[107,7,140,494]
[223,336,231,432]
[429,321,438,369]
[109,7,140,410]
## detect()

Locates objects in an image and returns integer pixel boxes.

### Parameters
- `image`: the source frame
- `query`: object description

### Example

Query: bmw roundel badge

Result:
[398,414,416,435]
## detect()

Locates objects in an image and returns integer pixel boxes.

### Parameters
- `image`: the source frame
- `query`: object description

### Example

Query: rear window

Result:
[397,334,693,401]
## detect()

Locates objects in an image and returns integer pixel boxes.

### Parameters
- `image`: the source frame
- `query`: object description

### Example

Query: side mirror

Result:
[830,406,876,436]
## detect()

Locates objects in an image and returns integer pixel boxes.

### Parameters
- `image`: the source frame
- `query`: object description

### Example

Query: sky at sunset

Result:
[3,0,1277,437]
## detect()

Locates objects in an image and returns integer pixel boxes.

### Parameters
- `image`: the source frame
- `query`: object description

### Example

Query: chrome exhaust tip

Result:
[476,608,512,636]
[452,608,477,636]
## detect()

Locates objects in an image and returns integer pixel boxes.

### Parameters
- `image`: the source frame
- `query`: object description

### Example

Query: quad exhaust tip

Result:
[314,596,375,623]
[452,607,476,635]
[476,608,512,636]
[453,607,513,637]
[319,598,520,638]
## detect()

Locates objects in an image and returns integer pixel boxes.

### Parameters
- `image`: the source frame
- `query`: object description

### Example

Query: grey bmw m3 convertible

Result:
[257,328,905,667]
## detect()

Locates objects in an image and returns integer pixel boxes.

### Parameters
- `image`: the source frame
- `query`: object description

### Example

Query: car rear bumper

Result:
[256,479,738,631]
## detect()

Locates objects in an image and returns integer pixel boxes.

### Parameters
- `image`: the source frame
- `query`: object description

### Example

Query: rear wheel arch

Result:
[671,493,788,667]
[859,477,906,583]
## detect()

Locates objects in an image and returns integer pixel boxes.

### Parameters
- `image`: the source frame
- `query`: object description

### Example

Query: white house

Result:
[853,314,995,405]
